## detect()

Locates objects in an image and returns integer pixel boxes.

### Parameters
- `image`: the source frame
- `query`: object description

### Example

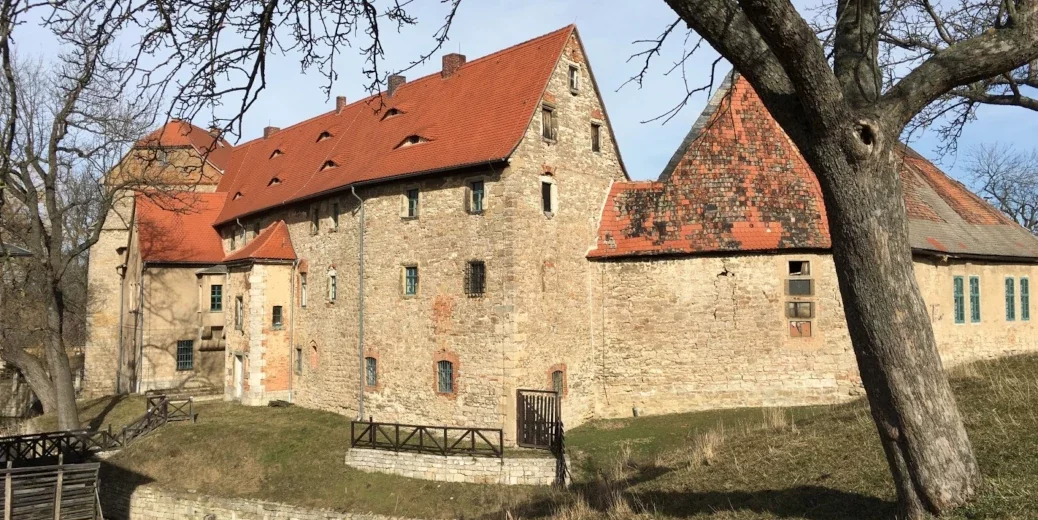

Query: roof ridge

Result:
[658,69,736,182]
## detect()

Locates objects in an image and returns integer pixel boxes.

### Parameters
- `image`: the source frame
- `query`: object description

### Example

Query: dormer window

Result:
[270,149,284,158]
[320,160,338,171]
[233,192,243,200]
[268,177,281,186]
[397,135,428,148]
[317,131,332,142]
[382,108,403,120]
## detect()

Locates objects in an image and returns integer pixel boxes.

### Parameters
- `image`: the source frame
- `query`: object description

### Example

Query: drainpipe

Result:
[135,263,147,393]
[288,258,299,401]
[115,265,127,393]
[350,186,365,420]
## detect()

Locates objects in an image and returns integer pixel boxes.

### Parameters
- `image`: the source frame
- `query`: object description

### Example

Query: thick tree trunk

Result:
[45,284,80,431]
[803,121,980,517]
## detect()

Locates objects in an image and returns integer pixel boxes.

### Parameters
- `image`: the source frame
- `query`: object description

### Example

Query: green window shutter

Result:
[953,277,965,324]
[1006,278,1016,321]
[1022,278,1030,321]
[969,277,981,323]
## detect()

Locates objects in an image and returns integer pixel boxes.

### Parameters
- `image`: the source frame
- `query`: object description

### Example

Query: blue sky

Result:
[21,0,1038,183]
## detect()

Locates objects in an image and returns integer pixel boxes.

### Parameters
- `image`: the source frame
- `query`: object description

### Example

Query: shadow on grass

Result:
[85,394,127,431]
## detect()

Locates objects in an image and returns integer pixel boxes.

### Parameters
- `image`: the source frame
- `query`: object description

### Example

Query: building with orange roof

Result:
[84,31,1037,442]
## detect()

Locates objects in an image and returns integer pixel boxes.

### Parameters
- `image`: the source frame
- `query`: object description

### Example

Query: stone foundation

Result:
[344,448,566,486]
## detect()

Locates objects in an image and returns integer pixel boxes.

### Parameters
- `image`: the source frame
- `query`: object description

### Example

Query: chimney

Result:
[441,53,466,78]
[335,95,348,114]
[263,126,280,139]
[387,75,406,97]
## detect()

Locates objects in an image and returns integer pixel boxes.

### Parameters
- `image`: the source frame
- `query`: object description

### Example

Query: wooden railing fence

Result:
[350,418,504,458]
[0,395,194,466]
[0,458,101,520]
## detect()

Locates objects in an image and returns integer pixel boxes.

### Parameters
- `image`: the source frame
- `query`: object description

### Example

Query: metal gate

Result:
[516,389,561,450]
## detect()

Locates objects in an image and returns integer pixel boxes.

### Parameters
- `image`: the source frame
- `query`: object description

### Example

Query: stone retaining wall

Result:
[100,481,410,520]
[344,448,566,486]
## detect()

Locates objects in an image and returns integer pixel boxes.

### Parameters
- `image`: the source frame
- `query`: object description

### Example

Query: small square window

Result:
[788,261,810,276]
[785,302,814,319]
[210,284,223,311]
[789,321,812,338]
[404,266,419,296]
[568,65,580,93]
[272,306,283,329]
[176,340,194,371]
[591,123,601,153]
[465,261,486,297]
[405,189,419,219]
[786,279,814,296]
[469,180,485,214]
[541,105,557,141]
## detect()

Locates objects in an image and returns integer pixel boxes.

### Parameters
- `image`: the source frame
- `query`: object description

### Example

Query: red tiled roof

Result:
[591,74,1038,260]
[223,221,296,263]
[136,192,227,263]
[136,120,234,171]
[213,25,575,225]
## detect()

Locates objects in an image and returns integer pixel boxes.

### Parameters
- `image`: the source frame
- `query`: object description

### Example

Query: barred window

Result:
[176,340,194,371]
[551,370,564,395]
[953,276,965,324]
[1006,278,1016,321]
[234,296,244,331]
[969,276,981,323]
[465,261,486,297]
[272,306,283,329]
[437,360,454,394]
[404,266,419,296]
[365,357,377,387]
[210,284,223,311]
[406,189,419,218]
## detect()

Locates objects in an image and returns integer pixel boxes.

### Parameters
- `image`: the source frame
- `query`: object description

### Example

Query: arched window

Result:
[436,360,454,394]
[365,357,378,387]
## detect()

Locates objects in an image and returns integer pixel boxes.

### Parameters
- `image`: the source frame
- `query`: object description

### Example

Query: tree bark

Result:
[45,280,81,431]
[797,118,980,517]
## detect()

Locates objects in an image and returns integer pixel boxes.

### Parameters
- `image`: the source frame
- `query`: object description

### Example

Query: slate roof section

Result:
[223,221,296,263]
[590,74,1038,261]
[213,25,574,225]
[136,192,228,264]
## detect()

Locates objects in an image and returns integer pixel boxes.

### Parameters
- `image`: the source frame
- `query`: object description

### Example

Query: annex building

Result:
[83,26,1038,445]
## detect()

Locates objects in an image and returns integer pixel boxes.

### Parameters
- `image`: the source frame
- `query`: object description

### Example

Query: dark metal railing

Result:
[350,418,504,458]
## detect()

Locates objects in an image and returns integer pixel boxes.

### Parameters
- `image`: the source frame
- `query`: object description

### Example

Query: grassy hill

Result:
[56,353,1038,518]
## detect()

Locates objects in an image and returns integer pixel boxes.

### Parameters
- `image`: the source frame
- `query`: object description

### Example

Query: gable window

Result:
[1006,278,1016,321]
[541,179,556,216]
[591,123,601,152]
[969,276,981,323]
[210,284,223,311]
[300,273,308,308]
[365,357,378,387]
[176,340,194,371]
[310,205,320,235]
[468,180,485,214]
[328,270,337,301]
[331,202,340,230]
[234,296,244,331]
[1022,278,1030,321]
[465,261,486,297]
[272,306,284,330]
[404,188,419,219]
[551,370,565,395]
[404,266,419,296]
[568,65,580,93]
[437,360,454,394]
[541,105,557,141]
[953,276,965,324]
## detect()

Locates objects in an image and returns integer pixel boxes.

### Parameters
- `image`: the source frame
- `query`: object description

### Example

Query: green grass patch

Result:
[35,394,148,432]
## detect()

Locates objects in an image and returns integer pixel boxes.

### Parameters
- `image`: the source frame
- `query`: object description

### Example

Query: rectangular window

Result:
[785,302,814,319]
[272,306,283,329]
[789,321,812,338]
[437,360,454,393]
[469,180,485,214]
[1006,278,1016,321]
[176,340,194,371]
[300,273,308,308]
[234,296,243,331]
[786,279,814,296]
[568,65,580,92]
[541,105,556,140]
[969,276,981,323]
[210,284,223,311]
[1022,278,1030,321]
[406,189,419,218]
[331,202,340,230]
[295,347,303,374]
[788,261,810,276]
[329,273,337,301]
[541,181,554,214]
[404,266,419,296]
[466,261,486,297]
[552,370,564,395]
[310,205,320,235]
[591,123,601,152]
[365,357,377,387]
[953,276,965,324]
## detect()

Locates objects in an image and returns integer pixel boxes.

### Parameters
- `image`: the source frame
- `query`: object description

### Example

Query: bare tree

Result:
[965,143,1038,233]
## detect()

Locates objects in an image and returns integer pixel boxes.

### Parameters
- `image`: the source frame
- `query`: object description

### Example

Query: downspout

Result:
[288,258,299,401]
[350,186,365,420]
[135,263,147,393]
[115,265,127,393]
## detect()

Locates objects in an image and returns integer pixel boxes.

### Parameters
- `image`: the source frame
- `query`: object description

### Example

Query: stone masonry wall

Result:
[345,448,565,486]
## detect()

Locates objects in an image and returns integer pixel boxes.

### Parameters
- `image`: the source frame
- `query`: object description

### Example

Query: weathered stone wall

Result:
[592,253,1038,419]
[100,481,408,520]
[345,448,565,486]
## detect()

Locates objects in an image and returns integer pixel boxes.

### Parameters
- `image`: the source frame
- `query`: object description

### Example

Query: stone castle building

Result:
[83,26,1038,444]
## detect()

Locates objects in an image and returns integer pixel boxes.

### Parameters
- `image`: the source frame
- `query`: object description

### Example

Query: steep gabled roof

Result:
[136,120,234,171]
[223,221,296,263]
[213,25,575,225]
[136,192,227,264]
[590,74,1038,260]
